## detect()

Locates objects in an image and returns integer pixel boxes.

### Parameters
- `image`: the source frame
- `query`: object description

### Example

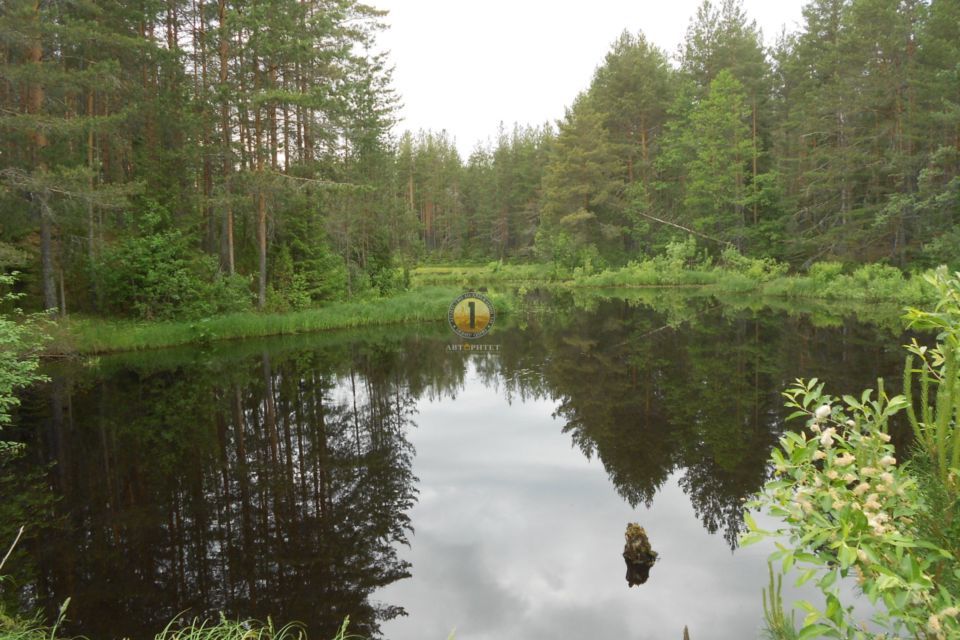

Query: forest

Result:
[4,2,960,637]
[1,0,958,321]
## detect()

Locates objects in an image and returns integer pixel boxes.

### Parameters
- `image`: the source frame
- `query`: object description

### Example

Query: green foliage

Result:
[47,287,483,354]
[537,97,624,263]
[719,246,788,281]
[370,266,410,297]
[919,218,960,272]
[679,70,754,249]
[265,240,351,312]
[661,236,708,271]
[266,246,312,313]
[0,274,46,436]
[90,204,250,320]
[807,262,846,283]
[762,563,799,640]
[762,262,929,305]
[410,264,559,288]
[746,272,960,639]
[903,269,960,542]
[744,377,954,638]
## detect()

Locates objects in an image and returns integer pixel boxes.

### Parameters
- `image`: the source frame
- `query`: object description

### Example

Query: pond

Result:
[3,293,912,639]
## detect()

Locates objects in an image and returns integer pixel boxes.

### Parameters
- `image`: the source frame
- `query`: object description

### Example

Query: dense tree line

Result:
[1,0,958,318]
[1,0,408,317]
[396,125,552,260]
[409,0,959,270]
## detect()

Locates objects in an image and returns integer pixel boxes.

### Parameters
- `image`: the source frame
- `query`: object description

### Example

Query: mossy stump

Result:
[623,522,658,586]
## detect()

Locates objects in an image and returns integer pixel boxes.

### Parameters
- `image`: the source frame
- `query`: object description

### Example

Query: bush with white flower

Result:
[745,376,959,638]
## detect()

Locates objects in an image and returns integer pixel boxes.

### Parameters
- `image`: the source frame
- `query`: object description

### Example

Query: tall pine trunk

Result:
[218,0,235,274]
[39,193,58,313]
[26,0,57,314]
[255,53,267,309]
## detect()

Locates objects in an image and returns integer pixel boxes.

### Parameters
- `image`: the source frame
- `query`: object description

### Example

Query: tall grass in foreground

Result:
[0,601,71,640]
[0,611,360,640]
[154,614,325,640]
[761,564,798,640]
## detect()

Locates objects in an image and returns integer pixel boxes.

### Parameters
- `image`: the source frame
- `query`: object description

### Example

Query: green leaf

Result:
[798,623,832,640]
[796,568,817,586]
[825,594,841,624]
[876,574,900,590]
[837,544,857,570]
[782,551,796,573]
[797,600,818,615]
[743,511,772,534]
[819,569,837,590]
[739,532,765,547]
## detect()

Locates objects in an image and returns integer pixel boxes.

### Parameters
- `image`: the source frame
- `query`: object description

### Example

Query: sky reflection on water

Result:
[379,363,868,640]
[7,298,902,639]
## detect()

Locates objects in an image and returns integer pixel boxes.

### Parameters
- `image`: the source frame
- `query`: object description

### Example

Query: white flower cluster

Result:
[789,403,909,538]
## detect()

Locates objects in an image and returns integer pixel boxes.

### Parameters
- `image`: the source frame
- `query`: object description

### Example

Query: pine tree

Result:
[774,0,929,262]
[681,71,753,249]
[588,31,675,193]
[537,98,622,266]
[681,0,773,235]
[0,0,142,313]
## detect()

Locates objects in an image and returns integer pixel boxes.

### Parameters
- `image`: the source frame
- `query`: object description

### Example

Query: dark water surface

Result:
[3,294,911,639]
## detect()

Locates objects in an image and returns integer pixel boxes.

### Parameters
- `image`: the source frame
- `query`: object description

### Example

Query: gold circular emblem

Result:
[447,292,495,339]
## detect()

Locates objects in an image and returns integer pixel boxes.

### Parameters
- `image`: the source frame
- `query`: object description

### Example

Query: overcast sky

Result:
[374,0,807,157]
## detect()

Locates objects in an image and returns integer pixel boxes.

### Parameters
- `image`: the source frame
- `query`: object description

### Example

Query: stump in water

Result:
[623,522,658,586]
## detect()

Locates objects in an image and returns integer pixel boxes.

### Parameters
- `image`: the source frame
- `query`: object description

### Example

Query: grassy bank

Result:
[413,256,933,305]
[47,286,513,355]
[47,256,934,356]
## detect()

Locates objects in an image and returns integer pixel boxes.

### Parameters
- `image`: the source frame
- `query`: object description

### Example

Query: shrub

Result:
[661,236,704,270]
[91,204,250,320]
[92,238,249,320]
[807,261,845,283]
[719,246,788,281]
[746,266,960,640]
[0,273,46,444]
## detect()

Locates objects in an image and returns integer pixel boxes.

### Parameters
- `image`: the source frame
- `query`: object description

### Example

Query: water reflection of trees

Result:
[508,299,907,549]
[13,343,419,639]
[7,303,908,637]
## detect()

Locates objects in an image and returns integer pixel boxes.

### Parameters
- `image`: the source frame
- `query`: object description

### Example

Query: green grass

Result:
[0,609,358,640]
[415,259,934,305]
[759,262,930,304]
[153,615,315,640]
[410,262,559,286]
[46,258,934,356]
[47,286,514,355]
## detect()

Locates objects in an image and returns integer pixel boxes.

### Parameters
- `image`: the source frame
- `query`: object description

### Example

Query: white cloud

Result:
[374,363,871,640]
[374,0,805,156]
